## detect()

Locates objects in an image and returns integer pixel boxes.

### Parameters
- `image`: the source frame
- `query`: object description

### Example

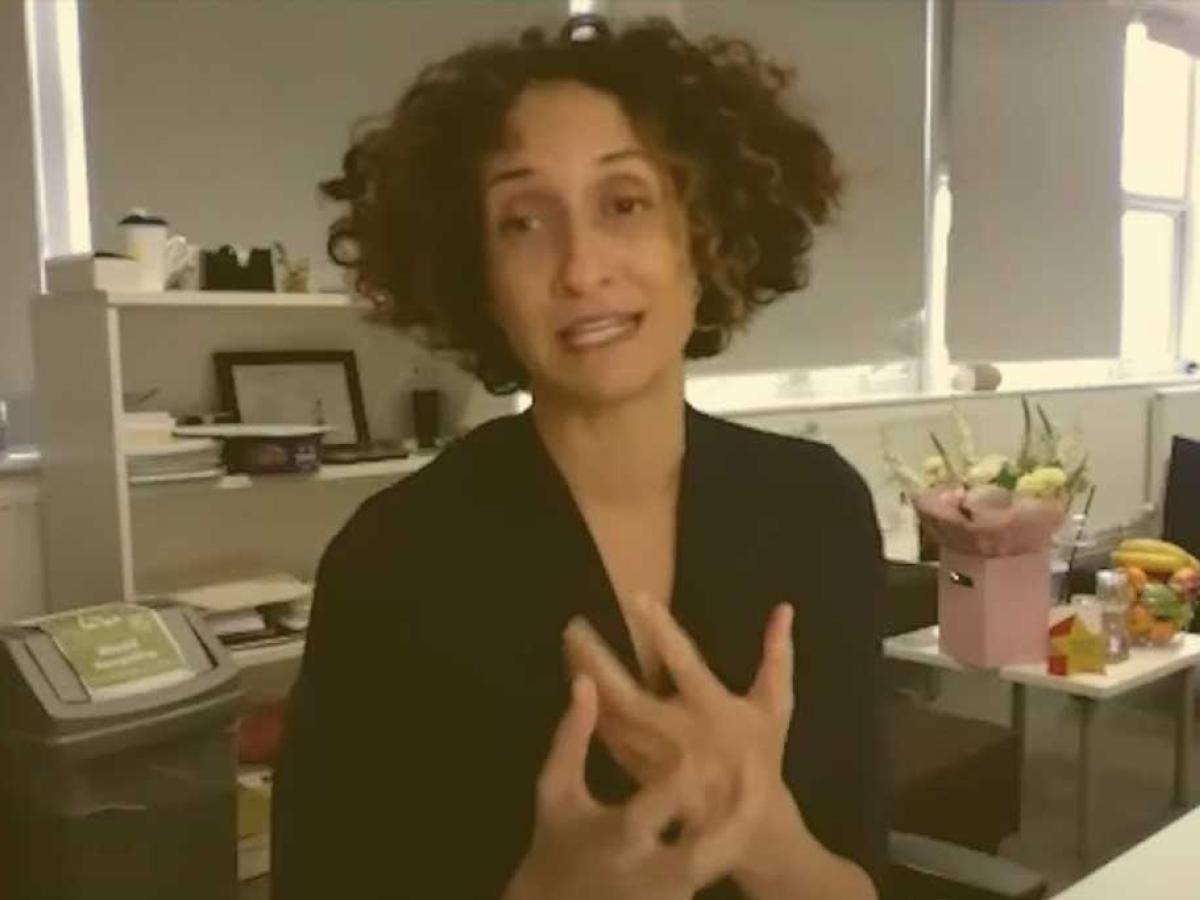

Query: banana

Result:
[1117,539,1200,570]
[1112,549,1192,574]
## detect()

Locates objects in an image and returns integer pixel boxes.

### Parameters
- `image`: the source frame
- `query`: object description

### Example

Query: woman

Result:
[273,15,884,900]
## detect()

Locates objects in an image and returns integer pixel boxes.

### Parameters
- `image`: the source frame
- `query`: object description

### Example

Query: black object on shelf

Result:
[221,432,323,475]
[200,246,274,291]
[320,441,409,465]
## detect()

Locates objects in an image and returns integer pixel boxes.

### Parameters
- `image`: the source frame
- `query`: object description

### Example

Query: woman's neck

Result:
[531,372,686,509]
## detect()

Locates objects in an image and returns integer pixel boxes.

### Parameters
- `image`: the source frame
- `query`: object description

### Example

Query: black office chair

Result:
[888,831,1048,899]
[1163,435,1200,563]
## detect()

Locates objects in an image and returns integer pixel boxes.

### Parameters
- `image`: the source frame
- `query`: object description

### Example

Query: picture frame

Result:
[213,350,369,449]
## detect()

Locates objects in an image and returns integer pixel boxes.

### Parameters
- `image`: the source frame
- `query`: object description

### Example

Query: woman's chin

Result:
[539,362,676,410]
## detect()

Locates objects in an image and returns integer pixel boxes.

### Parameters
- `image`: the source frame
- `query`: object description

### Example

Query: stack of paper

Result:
[166,573,313,648]
[126,438,223,484]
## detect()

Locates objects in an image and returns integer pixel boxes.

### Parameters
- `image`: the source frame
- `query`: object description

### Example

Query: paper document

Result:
[169,573,312,614]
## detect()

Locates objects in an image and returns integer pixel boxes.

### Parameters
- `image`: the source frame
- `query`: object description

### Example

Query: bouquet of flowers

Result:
[884,397,1090,557]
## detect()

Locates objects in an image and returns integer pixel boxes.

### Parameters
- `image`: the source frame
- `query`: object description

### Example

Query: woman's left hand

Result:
[563,596,809,889]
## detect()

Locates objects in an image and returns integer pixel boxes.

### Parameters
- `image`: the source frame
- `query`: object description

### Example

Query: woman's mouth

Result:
[559,313,643,350]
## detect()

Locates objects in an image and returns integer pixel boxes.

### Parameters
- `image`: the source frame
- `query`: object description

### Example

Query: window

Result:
[1120,21,1194,365]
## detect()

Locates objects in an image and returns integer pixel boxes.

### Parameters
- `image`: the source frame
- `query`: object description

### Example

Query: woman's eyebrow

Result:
[486,165,535,189]
[485,148,651,189]
[598,148,651,166]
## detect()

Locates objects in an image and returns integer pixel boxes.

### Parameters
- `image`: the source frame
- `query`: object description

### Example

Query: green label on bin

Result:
[37,604,192,700]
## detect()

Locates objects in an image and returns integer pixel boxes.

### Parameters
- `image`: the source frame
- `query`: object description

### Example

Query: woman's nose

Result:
[556,217,612,298]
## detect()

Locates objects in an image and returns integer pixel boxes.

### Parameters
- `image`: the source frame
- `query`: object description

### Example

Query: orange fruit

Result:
[1150,620,1178,646]
[1128,603,1154,637]
[1123,566,1148,595]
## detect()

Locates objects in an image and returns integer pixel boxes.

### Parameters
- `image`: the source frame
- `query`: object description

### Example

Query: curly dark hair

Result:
[321,14,842,394]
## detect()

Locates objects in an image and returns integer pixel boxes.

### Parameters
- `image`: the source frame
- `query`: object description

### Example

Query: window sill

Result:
[684,364,1200,419]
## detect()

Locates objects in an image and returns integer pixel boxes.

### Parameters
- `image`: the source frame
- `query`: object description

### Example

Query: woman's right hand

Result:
[503,676,715,900]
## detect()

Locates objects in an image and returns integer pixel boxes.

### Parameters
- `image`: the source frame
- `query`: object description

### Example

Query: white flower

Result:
[1015,466,1067,498]
[965,454,1010,487]
[921,455,950,486]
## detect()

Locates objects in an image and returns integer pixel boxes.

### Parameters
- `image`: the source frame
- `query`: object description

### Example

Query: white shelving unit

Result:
[31,290,437,652]
[127,452,433,496]
[230,637,307,669]
[92,289,366,309]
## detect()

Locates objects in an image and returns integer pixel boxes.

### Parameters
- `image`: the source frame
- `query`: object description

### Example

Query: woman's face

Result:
[481,80,699,408]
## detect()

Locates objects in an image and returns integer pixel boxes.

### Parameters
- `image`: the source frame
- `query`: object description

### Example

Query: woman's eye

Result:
[497,214,541,236]
[607,195,651,217]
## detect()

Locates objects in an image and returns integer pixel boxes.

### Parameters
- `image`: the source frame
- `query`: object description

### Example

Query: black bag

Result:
[200,246,274,291]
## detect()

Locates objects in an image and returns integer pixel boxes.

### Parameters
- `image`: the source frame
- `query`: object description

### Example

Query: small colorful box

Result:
[1047,604,1107,676]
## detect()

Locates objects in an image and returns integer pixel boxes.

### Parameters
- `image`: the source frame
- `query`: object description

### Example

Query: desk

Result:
[884,626,1200,861]
[1051,806,1200,897]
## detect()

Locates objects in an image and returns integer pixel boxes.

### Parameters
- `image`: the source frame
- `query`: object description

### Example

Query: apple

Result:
[1168,567,1200,601]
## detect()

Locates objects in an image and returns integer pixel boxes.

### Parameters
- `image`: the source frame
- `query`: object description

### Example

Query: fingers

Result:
[749,603,795,722]
[563,615,665,729]
[630,593,726,705]
[536,676,598,817]
[594,712,676,785]
[681,764,761,885]
[621,762,695,852]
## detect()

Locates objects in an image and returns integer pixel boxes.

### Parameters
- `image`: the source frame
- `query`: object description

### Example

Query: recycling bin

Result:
[0,600,242,900]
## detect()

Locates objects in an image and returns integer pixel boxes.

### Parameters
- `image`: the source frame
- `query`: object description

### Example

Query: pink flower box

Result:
[937,548,1052,667]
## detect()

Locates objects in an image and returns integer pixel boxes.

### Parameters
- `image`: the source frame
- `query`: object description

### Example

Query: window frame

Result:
[1120,26,1197,366]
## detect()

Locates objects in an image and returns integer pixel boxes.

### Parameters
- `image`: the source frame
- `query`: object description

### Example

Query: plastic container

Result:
[1095,569,1131,662]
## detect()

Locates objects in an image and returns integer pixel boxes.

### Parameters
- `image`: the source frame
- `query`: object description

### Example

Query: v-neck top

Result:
[272,404,886,899]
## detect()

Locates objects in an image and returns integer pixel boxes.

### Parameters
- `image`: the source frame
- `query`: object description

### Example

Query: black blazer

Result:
[272,404,886,898]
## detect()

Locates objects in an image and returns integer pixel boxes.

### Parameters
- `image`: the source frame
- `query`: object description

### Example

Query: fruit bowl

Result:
[1148,619,1182,647]
[1127,601,1185,646]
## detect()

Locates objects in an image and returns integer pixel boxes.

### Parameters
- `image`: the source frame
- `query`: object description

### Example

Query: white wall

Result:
[0,475,44,623]
[682,0,928,372]
[0,1,41,421]
[79,0,561,271]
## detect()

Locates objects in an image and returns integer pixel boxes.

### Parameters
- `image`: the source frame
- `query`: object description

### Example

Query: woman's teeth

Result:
[561,314,639,349]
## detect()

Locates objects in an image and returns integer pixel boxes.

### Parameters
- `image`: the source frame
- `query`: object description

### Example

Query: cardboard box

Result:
[45,253,141,292]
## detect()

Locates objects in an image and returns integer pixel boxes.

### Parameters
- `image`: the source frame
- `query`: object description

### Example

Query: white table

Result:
[884,626,1200,861]
[1051,805,1200,897]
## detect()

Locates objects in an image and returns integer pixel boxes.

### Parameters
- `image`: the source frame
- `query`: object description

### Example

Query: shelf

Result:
[230,637,305,668]
[42,289,370,310]
[129,453,434,496]
[0,447,40,476]
[114,290,366,309]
